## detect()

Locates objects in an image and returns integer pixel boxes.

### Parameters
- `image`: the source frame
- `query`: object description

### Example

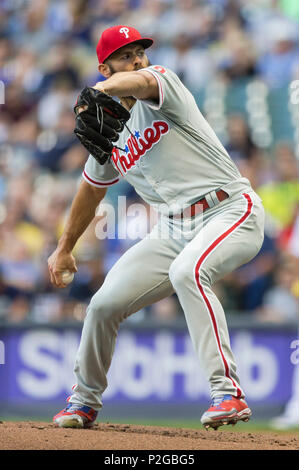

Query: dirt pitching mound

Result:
[0,421,298,450]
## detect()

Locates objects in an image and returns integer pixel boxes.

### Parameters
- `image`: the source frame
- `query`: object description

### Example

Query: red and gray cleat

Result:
[53,403,98,428]
[201,394,252,430]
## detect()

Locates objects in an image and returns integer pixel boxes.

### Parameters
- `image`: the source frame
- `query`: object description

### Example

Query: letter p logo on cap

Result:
[119,27,130,39]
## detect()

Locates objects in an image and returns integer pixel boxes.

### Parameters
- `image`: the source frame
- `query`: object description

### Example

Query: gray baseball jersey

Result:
[70,65,265,414]
[82,65,252,214]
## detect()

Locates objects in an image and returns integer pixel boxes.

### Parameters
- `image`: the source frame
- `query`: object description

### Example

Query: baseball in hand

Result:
[61,270,75,285]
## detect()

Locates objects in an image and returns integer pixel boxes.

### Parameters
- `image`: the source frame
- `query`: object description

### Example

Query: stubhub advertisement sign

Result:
[0,325,297,406]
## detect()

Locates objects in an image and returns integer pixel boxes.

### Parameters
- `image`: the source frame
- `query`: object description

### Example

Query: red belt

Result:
[170,189,229,219]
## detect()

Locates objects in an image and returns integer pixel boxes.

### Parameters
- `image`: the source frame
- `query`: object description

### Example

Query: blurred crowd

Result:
[0,0,298,324]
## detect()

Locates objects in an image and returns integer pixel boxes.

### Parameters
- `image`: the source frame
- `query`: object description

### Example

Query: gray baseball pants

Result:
[70,190,265,410]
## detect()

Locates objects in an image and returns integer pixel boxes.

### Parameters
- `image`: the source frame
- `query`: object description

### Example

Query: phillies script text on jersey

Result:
[111,120,170,176]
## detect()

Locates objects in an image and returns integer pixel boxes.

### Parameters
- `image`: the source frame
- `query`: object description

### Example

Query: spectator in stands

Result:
[155,0,205,42]
[256,17,299,89]
[226,114,258,164]
[35,105,82,173]
[217,22,258,83]
[12,0,55,54]
[91,0,132,30]
[254,254,299,323]
[257,142,299,233]
[0,34,13,83]
[37,40,80,96]
[153,33,215,91]
[126,0,171,41]
[219,231,278,312]
[1,83,36,123]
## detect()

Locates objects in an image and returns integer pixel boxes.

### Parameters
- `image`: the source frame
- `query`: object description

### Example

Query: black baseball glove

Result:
[74,86,131,165]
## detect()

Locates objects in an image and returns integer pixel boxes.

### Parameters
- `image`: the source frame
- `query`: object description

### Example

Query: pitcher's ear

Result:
[98,63,111,78]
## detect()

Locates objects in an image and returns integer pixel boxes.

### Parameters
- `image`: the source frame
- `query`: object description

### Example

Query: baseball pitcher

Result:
[49,25,265,430]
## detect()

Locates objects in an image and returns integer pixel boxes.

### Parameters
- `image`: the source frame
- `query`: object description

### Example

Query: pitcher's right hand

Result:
[48,248,78,288]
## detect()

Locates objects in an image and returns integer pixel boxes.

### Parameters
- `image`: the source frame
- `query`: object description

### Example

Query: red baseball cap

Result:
[96,25,153,64]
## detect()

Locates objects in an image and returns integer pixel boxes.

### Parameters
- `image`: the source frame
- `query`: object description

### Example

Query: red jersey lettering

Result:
[111,120,170,176]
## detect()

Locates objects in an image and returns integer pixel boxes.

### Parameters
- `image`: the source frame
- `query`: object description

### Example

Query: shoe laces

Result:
[65,403,86,412]
[211,394,232,407]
